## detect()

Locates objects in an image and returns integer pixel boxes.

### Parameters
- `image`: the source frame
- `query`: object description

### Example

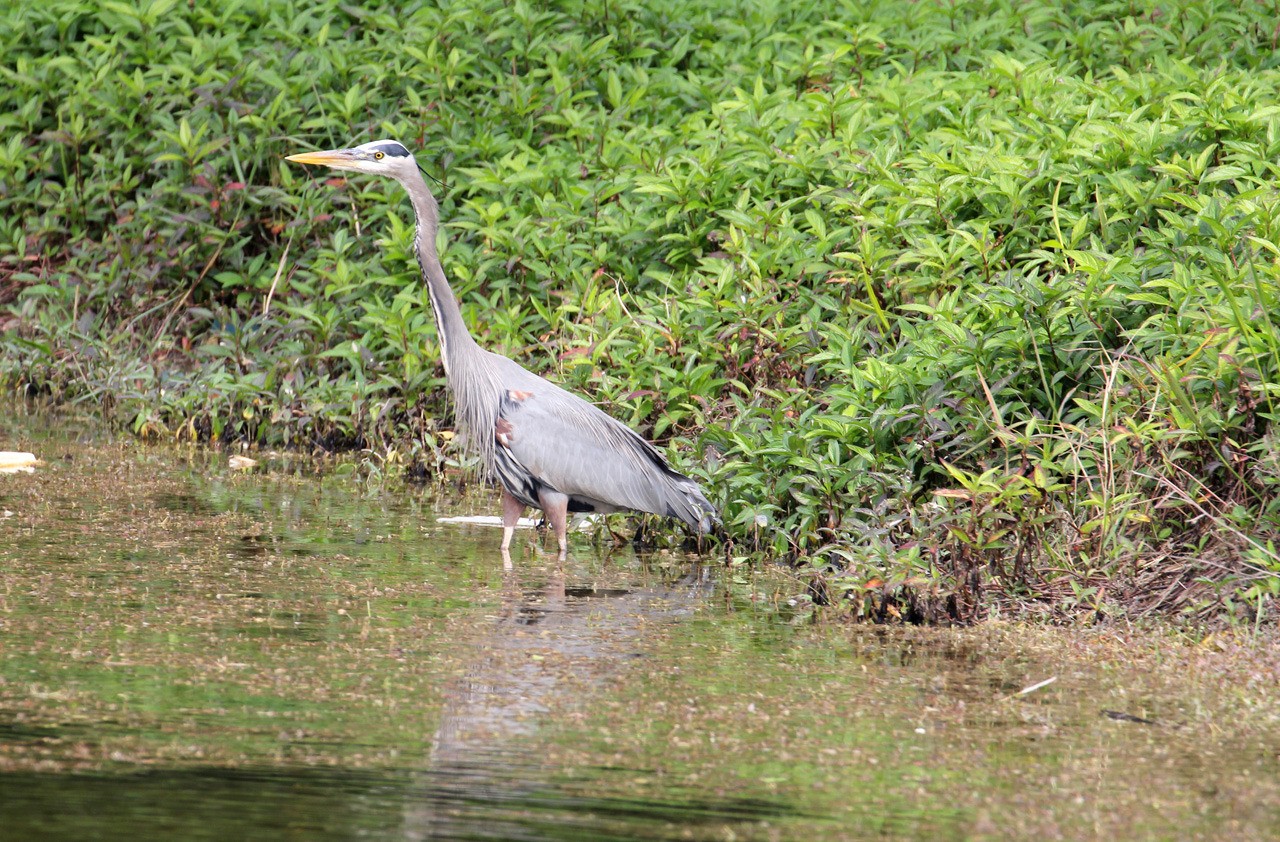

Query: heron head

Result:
[286,139,416,178]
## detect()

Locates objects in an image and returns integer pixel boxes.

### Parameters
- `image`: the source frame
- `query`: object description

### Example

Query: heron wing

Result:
[491,361,714,529]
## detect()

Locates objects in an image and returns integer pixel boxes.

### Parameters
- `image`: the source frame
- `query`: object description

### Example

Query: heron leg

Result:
[537,489,570,559]
[500,488,524,554]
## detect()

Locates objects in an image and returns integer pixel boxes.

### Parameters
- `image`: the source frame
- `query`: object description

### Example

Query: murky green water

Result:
[1,406,1278,840]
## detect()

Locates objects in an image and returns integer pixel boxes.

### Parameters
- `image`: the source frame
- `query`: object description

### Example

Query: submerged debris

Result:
[0,452,37,474]
[1102,710,1159,726]
[436,514,598,531]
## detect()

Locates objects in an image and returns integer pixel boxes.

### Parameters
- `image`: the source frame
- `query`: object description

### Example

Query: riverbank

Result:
[4,1,1280,623]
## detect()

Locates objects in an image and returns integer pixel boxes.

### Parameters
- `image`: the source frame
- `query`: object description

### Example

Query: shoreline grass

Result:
[4,0,1280,624]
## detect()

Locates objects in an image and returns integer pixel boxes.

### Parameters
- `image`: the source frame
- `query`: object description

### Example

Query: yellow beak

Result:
[284,149,355,167]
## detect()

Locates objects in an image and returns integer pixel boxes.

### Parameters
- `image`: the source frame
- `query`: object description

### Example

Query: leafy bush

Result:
[4,0,1280,623]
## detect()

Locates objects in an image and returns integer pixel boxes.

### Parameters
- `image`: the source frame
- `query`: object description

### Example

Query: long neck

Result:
[401,166,498,474]
[402,168,478,377]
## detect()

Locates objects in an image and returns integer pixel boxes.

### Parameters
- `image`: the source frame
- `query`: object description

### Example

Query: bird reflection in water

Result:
[402,557,710,839]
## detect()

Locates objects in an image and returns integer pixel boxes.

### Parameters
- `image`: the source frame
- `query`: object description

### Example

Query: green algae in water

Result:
[1,408,1279,840]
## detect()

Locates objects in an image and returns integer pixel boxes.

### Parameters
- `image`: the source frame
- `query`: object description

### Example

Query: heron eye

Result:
[374,151,385,160]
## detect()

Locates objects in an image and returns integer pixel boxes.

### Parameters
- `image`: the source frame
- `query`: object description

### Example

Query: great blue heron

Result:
[286,139,718,557]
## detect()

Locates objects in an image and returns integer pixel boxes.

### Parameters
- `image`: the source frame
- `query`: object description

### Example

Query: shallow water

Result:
[1,406,1277,840]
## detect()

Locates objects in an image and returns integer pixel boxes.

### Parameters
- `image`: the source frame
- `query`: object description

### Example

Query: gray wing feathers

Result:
[493,358,717,532]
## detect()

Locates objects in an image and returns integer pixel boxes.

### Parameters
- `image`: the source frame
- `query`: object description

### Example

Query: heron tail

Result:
[671,478,719,535]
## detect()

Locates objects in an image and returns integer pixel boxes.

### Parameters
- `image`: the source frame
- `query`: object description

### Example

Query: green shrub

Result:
[4,0,1280,622]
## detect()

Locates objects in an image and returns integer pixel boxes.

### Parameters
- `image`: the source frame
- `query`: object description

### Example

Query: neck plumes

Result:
[401,167,498,474]
[403,169,477,377]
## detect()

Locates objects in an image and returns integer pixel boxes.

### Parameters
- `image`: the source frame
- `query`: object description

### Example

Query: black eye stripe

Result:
[370,142,410,158]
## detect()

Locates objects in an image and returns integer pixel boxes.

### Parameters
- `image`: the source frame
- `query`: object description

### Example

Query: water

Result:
[1,406,1278,840]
